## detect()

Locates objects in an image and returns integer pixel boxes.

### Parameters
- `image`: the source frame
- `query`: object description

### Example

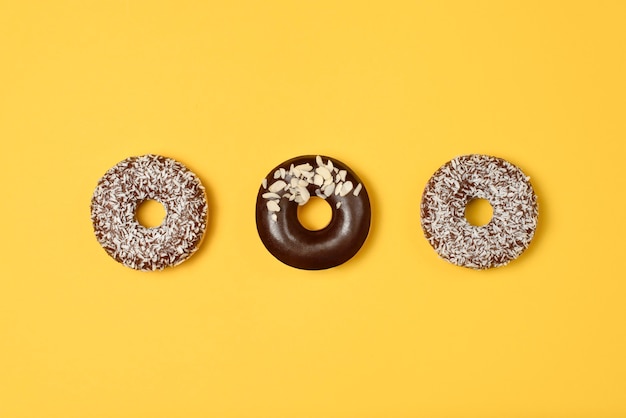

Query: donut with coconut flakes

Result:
[256,155,371,270]
[420,154,538,269]
[91,154,208,271]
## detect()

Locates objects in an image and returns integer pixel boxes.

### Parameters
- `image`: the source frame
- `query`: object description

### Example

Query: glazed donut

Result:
[91,154,208,271]
[420,154,538,269]
[256,155,371,270]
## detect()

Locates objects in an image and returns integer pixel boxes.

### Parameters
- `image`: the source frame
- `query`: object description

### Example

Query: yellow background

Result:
[1,1,625,417]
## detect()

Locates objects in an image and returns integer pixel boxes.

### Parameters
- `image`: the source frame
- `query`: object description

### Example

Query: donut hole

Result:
[464,198,493,227]
[135,199,167,228]
[297,197,333,231]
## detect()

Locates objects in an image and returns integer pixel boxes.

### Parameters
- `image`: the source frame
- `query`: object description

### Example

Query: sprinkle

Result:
[266,200,280,212]
[323,183,335,197]
[340,181,353,196]
[295,163,313,172]
[316,166,331,180]
[297,186,310,205]
[268,180,287,193]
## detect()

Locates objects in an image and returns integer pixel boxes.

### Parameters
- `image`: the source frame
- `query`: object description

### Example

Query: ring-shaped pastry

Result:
[91,154,208,271]
[420,154,538,269]
[256,155,371,270]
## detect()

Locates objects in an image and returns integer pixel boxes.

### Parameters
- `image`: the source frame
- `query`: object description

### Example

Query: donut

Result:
[91,154,208,271]
[420,154,538,269]
[256,155,371,270]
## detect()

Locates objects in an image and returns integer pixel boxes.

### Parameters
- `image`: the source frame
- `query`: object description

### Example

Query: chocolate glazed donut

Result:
[256,155,371,270]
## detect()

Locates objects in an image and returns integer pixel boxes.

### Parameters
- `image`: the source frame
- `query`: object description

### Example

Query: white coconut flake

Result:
[353,183,362,196]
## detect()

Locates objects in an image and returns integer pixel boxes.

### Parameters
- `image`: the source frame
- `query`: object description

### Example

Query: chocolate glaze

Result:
[256,155,371,270]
